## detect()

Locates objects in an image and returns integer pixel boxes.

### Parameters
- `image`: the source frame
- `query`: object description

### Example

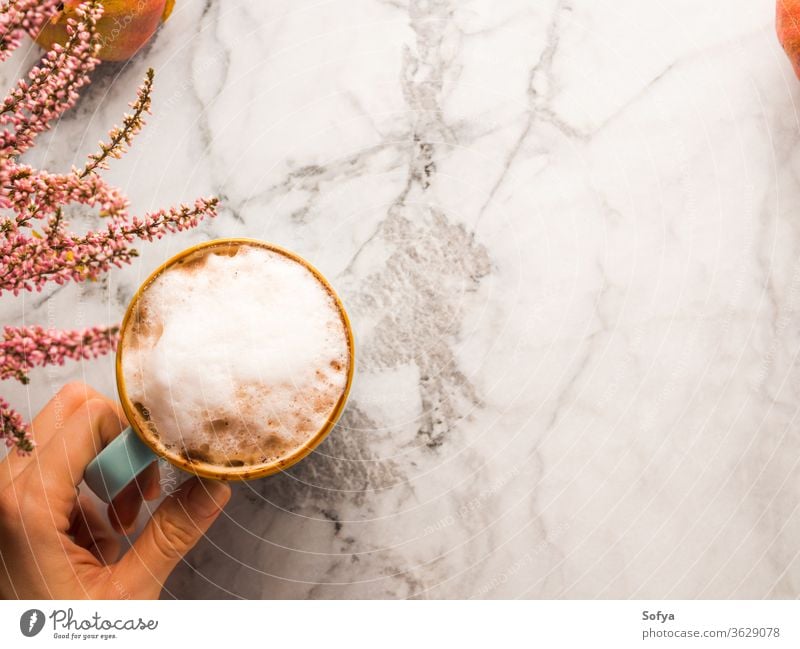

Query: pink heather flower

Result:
[0,1,220,452]
[0,197,219,295]
[0,162,129,227]
[80,67,154,178]
[0,396,33,453]
[0,324,119,384]
[0,0,61,64]
[0,1,102,157]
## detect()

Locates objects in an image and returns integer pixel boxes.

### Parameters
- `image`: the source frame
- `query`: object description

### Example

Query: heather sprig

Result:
[0,197,219,295]
[0,163,129,229]
[0,395,32,452]
[80,67,154,178]
[0,0,102,157]
[0,0,61,63]
[0,324,119,384]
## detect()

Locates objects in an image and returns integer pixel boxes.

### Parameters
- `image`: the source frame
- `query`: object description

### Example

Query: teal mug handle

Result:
[84,426,158,503]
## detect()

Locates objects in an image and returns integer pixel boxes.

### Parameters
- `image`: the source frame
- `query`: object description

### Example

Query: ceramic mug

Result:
[84,238,355,502]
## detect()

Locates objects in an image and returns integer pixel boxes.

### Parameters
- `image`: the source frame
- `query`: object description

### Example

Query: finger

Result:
[68,493,121,564]
[108,461,159,535]
[36,398,127,499]
[32,383,123,450]
[113,478,230,598]
[1,383,118,482]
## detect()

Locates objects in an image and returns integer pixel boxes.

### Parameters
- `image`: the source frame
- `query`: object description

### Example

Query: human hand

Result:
[0,382,231,599]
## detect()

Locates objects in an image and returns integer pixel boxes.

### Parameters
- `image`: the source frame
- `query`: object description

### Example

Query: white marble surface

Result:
[3,0,800,598]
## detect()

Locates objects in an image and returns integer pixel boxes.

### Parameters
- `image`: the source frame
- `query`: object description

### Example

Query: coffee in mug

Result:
[84,239,354,501]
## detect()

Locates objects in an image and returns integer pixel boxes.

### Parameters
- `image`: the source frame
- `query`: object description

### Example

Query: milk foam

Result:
[121,244,350,468]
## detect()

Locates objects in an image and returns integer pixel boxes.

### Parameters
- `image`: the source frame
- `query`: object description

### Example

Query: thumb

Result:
[114,477,231,598]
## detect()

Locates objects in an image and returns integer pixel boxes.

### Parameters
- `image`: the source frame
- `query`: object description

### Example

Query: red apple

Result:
[36,0,175,62]
[778,0,800,78]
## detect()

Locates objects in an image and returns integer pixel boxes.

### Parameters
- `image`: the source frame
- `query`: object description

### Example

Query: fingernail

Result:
[187,478,230,518]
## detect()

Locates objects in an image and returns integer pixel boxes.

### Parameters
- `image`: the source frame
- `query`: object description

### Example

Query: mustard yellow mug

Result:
[84,238,355,502]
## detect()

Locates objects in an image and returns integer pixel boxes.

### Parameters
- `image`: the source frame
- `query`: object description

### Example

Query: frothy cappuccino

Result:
[120,241,352,472]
